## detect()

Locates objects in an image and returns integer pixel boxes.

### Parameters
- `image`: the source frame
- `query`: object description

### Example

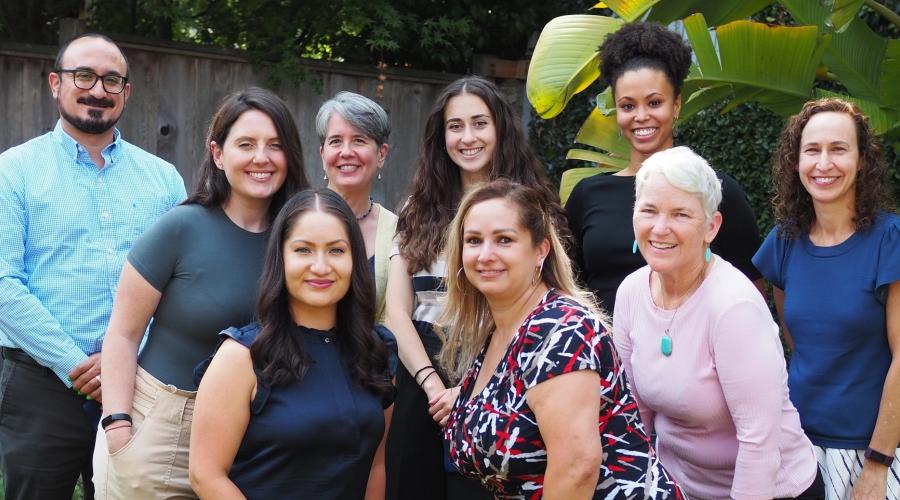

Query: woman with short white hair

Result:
[613,146,823,499]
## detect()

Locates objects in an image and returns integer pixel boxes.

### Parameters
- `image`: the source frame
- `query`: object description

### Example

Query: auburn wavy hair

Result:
[396,76,569,274]
[772,98,894,238]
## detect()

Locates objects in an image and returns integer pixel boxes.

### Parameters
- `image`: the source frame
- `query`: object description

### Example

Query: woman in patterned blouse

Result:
[437,179,682,499]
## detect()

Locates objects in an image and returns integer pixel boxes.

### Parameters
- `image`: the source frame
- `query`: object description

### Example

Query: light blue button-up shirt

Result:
[0,120,186,386]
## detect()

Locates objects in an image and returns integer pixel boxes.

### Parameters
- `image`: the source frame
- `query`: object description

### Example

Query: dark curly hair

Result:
[599,22,693,96]
[251,189,393,401]
[772,98,895,239]
[185,87,310,222]
[396,76,569,274]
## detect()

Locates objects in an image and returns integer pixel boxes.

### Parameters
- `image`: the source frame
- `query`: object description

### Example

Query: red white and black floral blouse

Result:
[443,290,683,499]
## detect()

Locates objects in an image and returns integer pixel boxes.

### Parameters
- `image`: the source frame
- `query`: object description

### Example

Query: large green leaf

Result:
[559,167,618,205]
[565,150,630,169]
[680,84,734,120]
[526,15,624,119]
[782,0,887,101]
[684,15,826,97]
[574,107,632,157]
[601,0,661,22]
[881,39,900,107]
[827,0,865,33]
[645,0,773,25]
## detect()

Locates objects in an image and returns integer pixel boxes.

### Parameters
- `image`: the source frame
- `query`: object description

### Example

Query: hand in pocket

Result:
[106,425,133,454]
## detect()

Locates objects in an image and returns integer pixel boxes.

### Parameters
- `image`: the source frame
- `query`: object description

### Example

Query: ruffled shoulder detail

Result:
[874,213,900,303]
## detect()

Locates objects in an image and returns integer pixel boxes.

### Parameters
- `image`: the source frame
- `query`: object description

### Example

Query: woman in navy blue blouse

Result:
[189,189,395,499]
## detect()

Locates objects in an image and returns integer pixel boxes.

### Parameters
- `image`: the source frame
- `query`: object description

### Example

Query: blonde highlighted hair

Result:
[437,179,605,383]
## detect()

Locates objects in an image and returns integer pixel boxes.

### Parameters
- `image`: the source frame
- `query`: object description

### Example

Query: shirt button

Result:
[324,337,331,344]
[101,211,111,219]
[106,248,114,255]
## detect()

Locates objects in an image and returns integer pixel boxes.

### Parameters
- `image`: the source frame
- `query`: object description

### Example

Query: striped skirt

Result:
[815,446,900,500]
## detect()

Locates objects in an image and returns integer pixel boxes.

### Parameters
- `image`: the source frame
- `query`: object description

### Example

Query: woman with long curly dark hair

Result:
[384,76,566,499]
[190,189,395,499]
[753,98,899,499]
[566,21,762,312]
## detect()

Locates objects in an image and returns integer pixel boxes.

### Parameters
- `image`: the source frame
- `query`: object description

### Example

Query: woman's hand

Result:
[851,461,888,500]
[428,386,460,427]
[105,425,133,454]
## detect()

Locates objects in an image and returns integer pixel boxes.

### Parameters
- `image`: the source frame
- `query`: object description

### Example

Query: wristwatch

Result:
[864,447,895,466]
[101,413,133,430]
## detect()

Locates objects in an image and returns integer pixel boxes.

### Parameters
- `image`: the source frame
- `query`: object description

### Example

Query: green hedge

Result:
[529,86,900,236]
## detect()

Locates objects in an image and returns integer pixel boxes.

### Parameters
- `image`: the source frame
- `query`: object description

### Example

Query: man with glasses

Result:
[0,33,186,499]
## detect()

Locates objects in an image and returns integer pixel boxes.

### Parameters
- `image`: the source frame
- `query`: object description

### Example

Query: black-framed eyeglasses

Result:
[55,69,129,94]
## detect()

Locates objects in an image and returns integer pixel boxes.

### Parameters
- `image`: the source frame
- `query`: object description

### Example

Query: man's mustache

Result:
[77,96,114,108]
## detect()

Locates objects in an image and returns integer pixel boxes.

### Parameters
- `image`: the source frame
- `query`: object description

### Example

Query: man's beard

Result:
[58,96,122,135]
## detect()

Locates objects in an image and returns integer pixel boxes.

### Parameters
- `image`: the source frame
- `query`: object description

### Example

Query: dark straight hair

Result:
[251,188,392,398]
[185,87,311,221]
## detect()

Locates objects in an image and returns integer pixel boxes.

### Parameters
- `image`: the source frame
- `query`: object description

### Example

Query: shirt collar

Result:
[52,120,123,167]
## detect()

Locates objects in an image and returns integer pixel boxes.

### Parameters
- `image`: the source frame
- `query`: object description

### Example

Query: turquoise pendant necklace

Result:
[661,314,677,357]
[657,260,708,357]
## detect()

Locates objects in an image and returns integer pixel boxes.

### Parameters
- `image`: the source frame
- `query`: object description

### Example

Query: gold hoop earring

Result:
[531,260,545,286]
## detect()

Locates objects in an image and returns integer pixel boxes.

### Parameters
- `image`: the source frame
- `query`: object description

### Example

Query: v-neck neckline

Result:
[462,289,555,405]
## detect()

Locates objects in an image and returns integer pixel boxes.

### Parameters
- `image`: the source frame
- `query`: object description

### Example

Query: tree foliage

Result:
[0,0,587,76]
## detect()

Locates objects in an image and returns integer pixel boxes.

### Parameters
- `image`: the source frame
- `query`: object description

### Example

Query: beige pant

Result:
[93,366,198,500]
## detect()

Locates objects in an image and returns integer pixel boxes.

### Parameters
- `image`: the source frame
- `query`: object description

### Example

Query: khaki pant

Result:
[93,366,197,499]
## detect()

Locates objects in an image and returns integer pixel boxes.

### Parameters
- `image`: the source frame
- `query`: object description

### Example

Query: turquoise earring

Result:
[704,247,711,263]
[632,240,638,254]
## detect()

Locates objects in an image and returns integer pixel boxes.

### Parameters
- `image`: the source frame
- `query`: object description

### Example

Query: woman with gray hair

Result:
[316,91,398,320]
[613,146,823,499]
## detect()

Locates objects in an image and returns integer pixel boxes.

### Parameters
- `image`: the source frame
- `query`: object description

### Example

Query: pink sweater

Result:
[613,257,817,500]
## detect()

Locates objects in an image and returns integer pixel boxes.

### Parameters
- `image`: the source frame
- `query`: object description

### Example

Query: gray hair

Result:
[315,91,390,147]
[635,146,722,221]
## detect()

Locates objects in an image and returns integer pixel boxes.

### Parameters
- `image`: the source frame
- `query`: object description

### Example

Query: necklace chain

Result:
[657,261,708,356]
[356,197,375,221]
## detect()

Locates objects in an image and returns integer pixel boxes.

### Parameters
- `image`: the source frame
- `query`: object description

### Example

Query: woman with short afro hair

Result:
[565,21,763,313]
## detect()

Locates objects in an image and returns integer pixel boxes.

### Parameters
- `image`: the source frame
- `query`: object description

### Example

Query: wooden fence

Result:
[0,36,473,210]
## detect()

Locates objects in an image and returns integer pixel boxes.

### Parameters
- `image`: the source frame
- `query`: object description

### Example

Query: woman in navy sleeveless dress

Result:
[190,189,396,499]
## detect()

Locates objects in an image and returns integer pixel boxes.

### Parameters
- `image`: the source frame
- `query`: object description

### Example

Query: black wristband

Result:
[864,447,895,466]
[101,413,133,430]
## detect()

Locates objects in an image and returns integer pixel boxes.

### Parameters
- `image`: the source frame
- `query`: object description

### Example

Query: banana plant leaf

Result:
[574,107,632,157]
[565,149,630,169]
[881,39,899,107]
[827,0,866,33]
[526,15,624,119]
[683,14,827,97]
[599,0,662,22]
[781,0,887,101]
[558,166,620,205]
[645,0,774,26]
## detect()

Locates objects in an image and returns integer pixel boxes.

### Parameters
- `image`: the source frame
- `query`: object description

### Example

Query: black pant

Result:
[385,322,492,500]
[774,467,826,500]
[0,350,99,500]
